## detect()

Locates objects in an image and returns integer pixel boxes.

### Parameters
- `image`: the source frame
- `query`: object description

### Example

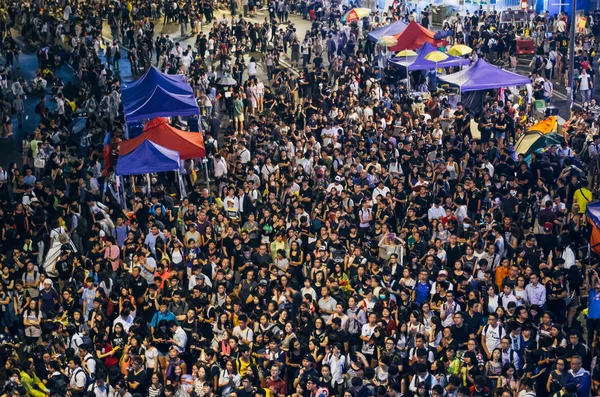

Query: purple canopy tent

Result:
[121,67,193,103]
[389,42,470,71]
[116,140,180,176]
[124,85,200,122]
[367,20,409,43]
[438,58,531,92]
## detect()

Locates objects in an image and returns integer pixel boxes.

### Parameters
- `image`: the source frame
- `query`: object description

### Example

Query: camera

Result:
[588,269,595,277]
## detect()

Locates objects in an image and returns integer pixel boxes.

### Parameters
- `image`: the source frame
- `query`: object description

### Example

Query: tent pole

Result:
[205,161,210,192]
[177,170,187,199]
[146,174,151,196]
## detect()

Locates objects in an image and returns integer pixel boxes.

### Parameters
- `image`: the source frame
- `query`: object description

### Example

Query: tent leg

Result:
[146,174,151,195]
[177,171,187,199]
[205,161,210,192]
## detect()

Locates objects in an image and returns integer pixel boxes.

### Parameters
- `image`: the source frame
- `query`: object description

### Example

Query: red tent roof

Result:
[389,21,444,51]
[119,118,206,159]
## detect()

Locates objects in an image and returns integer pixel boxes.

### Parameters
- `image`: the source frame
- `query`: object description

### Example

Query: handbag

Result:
[34,157,46,169]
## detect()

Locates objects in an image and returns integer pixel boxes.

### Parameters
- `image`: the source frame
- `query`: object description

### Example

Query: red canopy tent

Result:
[119,118,206,159]
[389,21,445,51]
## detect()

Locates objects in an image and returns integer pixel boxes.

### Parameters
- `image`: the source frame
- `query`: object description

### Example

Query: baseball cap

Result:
[544,222,553,231]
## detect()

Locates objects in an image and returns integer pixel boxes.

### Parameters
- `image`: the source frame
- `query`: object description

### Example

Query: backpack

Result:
[76,214,88,235]
[85,355,107,380]
[48,372,69,395]
[74,367,92,391]
[483,324,505,341]
[535,56,543,70]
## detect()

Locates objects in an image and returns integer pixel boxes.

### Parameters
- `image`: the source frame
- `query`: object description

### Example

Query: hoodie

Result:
[565,367,591,397]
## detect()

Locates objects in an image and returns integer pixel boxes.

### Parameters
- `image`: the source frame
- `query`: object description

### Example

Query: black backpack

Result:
[48,372,69,395]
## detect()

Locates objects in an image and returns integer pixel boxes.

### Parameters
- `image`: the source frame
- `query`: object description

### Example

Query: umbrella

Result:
[424,51,449,62]
[447,44,473,57]
[395,49,417,57]
[217,77,237,86]
[343,7,370,22]
[377,35,398,47]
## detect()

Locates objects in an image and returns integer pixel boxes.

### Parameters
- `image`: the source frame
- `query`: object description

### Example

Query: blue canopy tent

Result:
[438,58,531,113]
[124,85,200,122]
[389,42,470,71]
[116,140,180,176]
[438,58,531,92]
[121,67,193,104]
[367,20,408,43]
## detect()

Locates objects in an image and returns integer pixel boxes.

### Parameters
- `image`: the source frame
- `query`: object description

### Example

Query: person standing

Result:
[577,68,593,104]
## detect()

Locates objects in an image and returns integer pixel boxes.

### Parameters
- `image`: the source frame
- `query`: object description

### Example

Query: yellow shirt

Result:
[573,187,593,214]
[20,371,48,397]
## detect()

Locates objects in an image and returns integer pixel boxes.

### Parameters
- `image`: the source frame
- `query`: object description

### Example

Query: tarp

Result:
[389,21,445,51]
[121,67,193,104]
[586,201,600,255]
[389,42,470,71]
[514,131,564,156]
[124,85,200,122]
[528,116,558,134]
[116,140,180,176]
[368,20,408,42]
[438,58,531,92]
[119,118,206,159]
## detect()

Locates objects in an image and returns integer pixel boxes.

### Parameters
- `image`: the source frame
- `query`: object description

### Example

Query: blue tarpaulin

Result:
[121,67,193,104]
[438,58,531,92]
[124,85,200,122]
[116,140,180,176]
[367,20,408,42]
[389,42,470,71]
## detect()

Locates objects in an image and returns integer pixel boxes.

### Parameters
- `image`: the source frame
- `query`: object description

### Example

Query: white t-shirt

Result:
[144,346,159,369]
[361,323,375,354]
[483,324,504,353]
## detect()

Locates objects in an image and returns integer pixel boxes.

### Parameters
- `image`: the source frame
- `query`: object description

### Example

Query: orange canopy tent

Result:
[389,21,445,52]
[119,118,206,159]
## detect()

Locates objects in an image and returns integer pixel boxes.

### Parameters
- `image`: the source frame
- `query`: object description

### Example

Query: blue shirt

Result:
[150,310,177,329]
[415,281,430,305]
[589,289,600,319]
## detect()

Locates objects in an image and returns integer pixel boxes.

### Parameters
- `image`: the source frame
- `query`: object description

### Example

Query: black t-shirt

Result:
[56,259,73,281]
[128,369,147,392]
[546,280,566,308]
[467,189,481,212]
[129,276,149,299]
[449,323,469,347]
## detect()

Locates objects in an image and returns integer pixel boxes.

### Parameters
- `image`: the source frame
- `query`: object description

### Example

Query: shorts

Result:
[234,114,244,122]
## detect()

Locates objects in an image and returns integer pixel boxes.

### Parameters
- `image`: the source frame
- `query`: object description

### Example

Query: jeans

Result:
[581,89,592,104]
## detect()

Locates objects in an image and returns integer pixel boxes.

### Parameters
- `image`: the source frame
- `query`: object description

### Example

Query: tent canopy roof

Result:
[121,67,193,104]
[124,86,200,122]
[438,58,531,92]
[389,42,470,71]
[389,21,444,51]
[528,116,558,134]
[367,20,408,42]
[116,140,180,176]
[119,118,206,159]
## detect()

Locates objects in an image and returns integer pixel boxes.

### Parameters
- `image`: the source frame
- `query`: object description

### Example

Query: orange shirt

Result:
[495,266,510,290]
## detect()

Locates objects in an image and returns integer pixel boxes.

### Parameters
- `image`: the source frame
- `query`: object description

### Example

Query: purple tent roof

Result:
[121,67,193,104]
[389,42,470,71]
[116,140,180,176]
[438,58,531,92]
[368,20,408,42]
[124,85,199,122]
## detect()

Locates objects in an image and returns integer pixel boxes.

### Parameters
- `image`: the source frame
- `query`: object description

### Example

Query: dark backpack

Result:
[48,373,69,395]
[76,214,87,235]
[85,355,107,380]
[535,56,543,70]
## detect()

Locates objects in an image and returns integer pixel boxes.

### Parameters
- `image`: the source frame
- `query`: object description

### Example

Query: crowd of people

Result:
[0,1,600,397]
